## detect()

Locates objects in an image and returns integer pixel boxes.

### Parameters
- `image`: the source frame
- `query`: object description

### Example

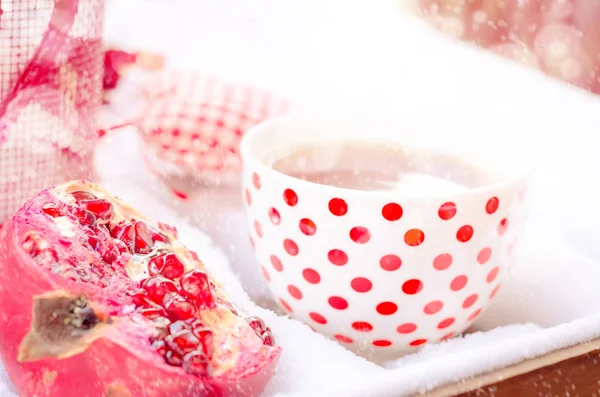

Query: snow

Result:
[1,0,600,395]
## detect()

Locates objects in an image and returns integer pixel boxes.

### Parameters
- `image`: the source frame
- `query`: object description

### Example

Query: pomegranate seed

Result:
[103,249,118,264]
[42,203,63,217]
[81,199,115,223]
[127,289,149,306]
[149,225,169,243]
[246,316,266,334]
[141,276,179,304]
[192,326,214,359]
[148,253,185,280]
[95,238,118,264]
[133,221,154,254]
[82,227,99,249]
[113,239,129,255]
[166,330,200,355]
[168,320,189,335]
[158,222,178,239]
[163,294,197,321]
[114,223,133,249]
[109,222,127,238]
[69,207,97,227]
[151,339,168,356]
[180,270,216,308]
[22,234,46,257]
[139,306,167,320]
[164,350,183,367]
[183,352,213,376]
[262,330,276,346]
[71,191,96,203]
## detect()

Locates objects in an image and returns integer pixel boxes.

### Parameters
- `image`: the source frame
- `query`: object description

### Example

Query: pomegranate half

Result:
[0,180,280,397]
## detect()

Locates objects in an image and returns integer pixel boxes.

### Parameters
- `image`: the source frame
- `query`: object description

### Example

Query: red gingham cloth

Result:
[136,71,297,187]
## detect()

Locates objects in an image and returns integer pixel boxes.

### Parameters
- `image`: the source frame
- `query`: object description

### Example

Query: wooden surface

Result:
[424,339,600,397]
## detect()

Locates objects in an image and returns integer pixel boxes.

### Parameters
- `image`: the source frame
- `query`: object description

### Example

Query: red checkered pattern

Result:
[137,72,297,187]
[0,0,104,223]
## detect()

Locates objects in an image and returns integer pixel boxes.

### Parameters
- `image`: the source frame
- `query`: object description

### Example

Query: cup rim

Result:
[240,114,535,201]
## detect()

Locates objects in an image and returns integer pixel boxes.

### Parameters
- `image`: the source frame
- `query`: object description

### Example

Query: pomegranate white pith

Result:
[0,180,280,397]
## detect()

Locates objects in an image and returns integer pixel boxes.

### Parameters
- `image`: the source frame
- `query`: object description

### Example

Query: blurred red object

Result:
[102,49,164,99]
[415,0,600,93]
[0,0,104,223]
[137,72,296,193]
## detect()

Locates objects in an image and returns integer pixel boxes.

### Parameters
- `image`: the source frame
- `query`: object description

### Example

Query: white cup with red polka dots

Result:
[240,114,531,360]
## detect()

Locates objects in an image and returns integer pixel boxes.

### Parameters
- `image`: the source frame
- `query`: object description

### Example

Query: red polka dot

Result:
[404,229,425,246]
[468,309,482,321]
[402,279,424,295]
[261,266,270,282]
[328,249,348,266]
[302,268,321,284]
[410,339,428,346]
[254,220,263,238]
[382,203,403,221]
[287,285,303,300]
[350,226,371,244]
[440,332,455,341]
[283,189,298,206]
[249,236,255,251]
[279,298,293,312]
[462,294,478,309]
[397,323,417,334]
[486,197,499,214]
[477,247,492,264]
[376,301,398,315]
[424,300,443,315]
[245,189,252,206]
[268,207,281,225]
[373,340,392,347]
[328,296,349,310]
[490,285,501,299]
[498,218,508,236]
[252,172,261,189]
[437,317,455,329]
[352,321,373,332]
[433,253,453,270]
[329,198,348,216]
[351,277,372,293]
[270,255,283,272]
[309,312,327,324]
[487,267,499,283]
[334,334,353,343]
[380,254,402,271]
[283,239,299,256]
[450,275,468,291]
[438,202,457,220]
[299,218,317,236]
[456,225,474,242]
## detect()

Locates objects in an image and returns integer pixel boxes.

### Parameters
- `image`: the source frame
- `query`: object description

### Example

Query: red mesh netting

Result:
[0,0,104,223]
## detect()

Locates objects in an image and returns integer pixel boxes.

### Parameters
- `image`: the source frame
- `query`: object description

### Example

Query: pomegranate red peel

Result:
[0,180,280,397]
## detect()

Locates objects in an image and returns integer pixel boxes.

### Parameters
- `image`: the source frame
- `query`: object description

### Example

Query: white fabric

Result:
[1,0,600,395]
